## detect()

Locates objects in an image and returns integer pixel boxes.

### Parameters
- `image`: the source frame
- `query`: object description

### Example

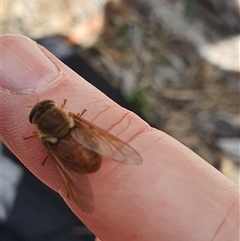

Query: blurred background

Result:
[1,0,240,240]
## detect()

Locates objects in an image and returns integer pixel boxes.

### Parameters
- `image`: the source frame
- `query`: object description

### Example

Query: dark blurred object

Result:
[2,142,95,241]
[0,222,29,241]
[37,35,138,113]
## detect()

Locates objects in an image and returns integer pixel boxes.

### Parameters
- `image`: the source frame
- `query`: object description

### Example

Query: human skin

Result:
[0,35,239,241]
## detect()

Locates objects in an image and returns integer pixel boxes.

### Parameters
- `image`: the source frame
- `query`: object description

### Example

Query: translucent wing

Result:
[70,114,142,165]
[45,142,94,213]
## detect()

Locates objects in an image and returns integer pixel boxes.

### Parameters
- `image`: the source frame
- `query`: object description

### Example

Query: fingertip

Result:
[0,34,60,94]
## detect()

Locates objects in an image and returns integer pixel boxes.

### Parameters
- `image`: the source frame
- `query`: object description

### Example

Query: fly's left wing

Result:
[70,115,142,165]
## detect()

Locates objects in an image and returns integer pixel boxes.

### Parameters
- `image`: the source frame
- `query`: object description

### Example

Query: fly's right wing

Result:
[46,143,94,213]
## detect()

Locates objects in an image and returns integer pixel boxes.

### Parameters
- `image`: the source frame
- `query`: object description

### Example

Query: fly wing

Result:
[45,143,94,213]
[70,115,142,165]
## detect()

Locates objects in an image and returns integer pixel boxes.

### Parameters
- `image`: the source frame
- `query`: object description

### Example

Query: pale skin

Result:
[0,35,239,241]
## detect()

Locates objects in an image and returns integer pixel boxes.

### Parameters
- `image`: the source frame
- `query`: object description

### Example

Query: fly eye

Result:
[29,100,56,124]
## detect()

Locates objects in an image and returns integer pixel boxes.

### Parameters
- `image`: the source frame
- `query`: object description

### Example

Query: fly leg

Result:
[41,154,49,166]
[61,98,68,108]
[77,109,87,117]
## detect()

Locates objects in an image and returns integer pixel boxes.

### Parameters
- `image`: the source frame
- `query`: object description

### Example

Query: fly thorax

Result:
[37,108,75,140]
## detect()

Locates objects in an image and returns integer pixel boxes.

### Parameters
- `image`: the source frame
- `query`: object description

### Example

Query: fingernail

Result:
[1,35,59,93]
